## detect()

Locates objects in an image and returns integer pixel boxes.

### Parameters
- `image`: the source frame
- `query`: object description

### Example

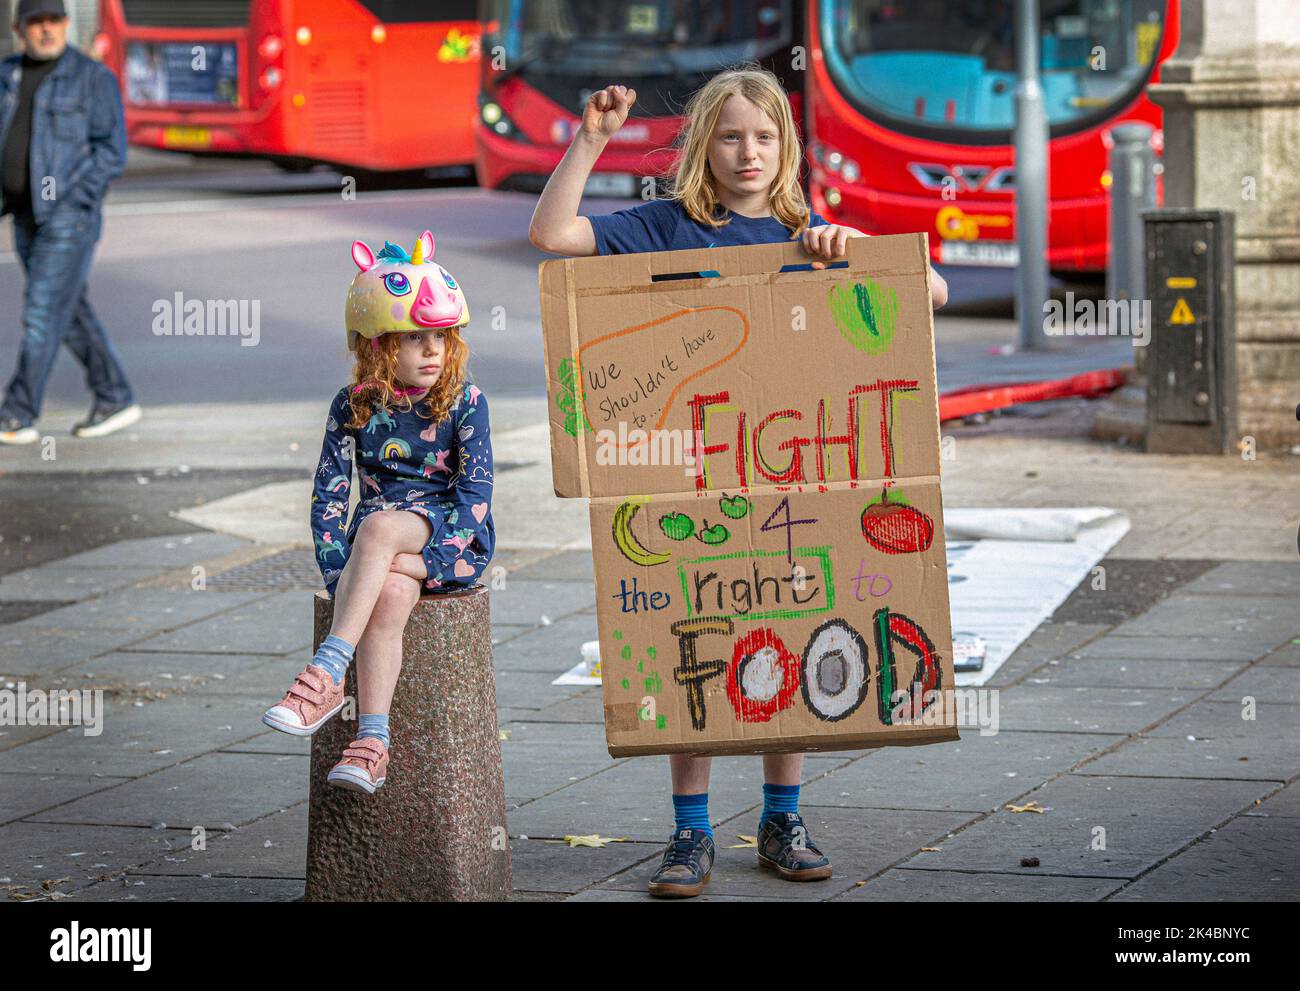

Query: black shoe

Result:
[756,812,833,881]
[72,402,142,438]
[648,827,715,898]
[0,415,38,445]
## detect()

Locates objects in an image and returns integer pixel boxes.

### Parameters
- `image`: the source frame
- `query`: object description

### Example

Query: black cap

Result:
[15,0,68,24]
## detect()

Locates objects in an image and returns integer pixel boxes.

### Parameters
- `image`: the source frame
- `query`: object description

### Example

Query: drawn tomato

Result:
[860,489,934,555]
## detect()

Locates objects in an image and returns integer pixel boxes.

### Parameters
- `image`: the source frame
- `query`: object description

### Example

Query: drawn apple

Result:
[660,512,695,541]
[698,523,730,545]
[860,488,934,554]
[719,494,750,519]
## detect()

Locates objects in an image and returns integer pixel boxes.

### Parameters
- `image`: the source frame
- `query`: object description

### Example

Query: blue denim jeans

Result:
[0,203,133,426]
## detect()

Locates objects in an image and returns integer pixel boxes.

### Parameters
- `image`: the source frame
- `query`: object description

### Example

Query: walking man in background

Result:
[0,0,140,445]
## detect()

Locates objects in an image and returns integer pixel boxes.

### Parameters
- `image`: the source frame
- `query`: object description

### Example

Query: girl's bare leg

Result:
[670,754,712,794]
[329,511,433,645]
[355,571,422,715]
[762,752,803,786]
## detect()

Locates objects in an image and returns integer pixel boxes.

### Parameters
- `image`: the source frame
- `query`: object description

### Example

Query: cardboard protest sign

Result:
[540,234,957,757]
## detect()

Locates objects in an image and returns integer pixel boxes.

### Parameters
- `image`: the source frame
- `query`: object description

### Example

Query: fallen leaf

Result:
[1005,801,1048,814]
[498,730,511,741]
[920,846,942,852]
[727,835,758,849]
[557,834,628,848]
[40,877,71,891]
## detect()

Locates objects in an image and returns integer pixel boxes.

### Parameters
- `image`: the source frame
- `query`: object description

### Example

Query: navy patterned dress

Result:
[310,381,495,596]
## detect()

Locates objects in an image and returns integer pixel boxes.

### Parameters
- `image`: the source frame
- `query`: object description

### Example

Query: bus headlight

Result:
[840,160,861,184]
[260,67,282,91]
[258,34,283,59]
[825,187,842,208]
[481,102,503,126]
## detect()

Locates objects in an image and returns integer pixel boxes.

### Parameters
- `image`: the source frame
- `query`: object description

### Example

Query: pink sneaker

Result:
[327,737,390,794]
[261,664,345,736]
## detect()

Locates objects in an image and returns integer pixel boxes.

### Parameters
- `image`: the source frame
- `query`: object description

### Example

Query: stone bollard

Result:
[304,586,511,901]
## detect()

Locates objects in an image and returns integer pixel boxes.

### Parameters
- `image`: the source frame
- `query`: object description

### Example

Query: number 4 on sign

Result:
[760,496,817,564]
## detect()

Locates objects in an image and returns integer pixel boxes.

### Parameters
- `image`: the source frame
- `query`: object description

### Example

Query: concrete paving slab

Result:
[986,622,1110,687]
[36,650,293,703]
[1144,699,1296,740]
[1246,782,1300,818]
[0,567,163,603]
[493,612,600,674]
[3,588,263,634]
[0,821,192,895]
[508,836,659,894]
[1260,641,1300,667]
[1113,594,1297,644]
[488,579,597,627]
[50,533,251,570]
[1028,655,1251,689]
[799,730,1122,814]
[1109,815,1299,901]
[992,684,1198,734]
[1210,665,1300,705]
[1068,635,1281,662]
[0,694,271,776]
[219,731,311,756]
[1178,562,1300,598]
[506,550,596,583]
[836,868,1124,901]
[127,590,313,655]
[130,802,308,879]
[494,669,601,711]
[566,888,789,902]
[68,875,304,902]
[1077,734,1294,781]
[27,752,309,829]
[498,691,605,725]
[897,774,1270,879]
[1,626,163,674]
[591,805,977,900]
[0,724,65,751]
[0,772,132,826]
[499,721,621,802]
[505,754,852,842]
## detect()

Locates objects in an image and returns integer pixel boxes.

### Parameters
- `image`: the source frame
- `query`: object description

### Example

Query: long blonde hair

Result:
[667,64,811,235]
[344,329,469,431]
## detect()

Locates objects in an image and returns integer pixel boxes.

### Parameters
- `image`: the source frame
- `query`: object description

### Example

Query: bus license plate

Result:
[163,126,213,149]
[584,172,637,198]
[939,241,1020,267]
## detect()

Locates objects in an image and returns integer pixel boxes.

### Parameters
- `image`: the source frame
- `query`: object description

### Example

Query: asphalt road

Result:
[0,154,1074,410]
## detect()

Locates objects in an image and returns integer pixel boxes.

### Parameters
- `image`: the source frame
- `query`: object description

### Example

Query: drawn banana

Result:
[612,496,670,567]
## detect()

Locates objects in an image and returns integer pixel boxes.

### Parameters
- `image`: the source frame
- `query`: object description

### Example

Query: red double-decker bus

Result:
[805,0,1179,274]
[95,0,481,172]
[476,1,804,196]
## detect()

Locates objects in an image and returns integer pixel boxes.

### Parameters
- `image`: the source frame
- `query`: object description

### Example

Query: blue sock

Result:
[760,783,800,828]
[672,792,712,837]
[357,712,390,748]
[312,633,354,685]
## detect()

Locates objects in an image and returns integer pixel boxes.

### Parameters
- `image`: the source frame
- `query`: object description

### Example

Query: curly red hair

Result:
[344,329,469,431]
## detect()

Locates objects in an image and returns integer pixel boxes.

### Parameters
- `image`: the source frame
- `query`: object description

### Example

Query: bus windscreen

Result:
[820,0,1165,139]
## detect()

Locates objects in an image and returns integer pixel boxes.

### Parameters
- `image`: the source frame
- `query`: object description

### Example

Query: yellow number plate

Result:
[162,126,212,149]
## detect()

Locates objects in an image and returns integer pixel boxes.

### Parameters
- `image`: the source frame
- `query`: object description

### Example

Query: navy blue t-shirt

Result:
[590,198,829,256]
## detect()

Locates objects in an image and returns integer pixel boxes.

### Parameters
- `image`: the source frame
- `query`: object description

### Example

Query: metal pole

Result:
[1014,0,1049,350]
[1106,122,1156,306]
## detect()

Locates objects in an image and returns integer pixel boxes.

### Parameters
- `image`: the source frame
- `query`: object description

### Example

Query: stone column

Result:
[1148,0,1300,449]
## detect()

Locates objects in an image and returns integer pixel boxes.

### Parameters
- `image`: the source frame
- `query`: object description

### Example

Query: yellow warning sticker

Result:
[1166,277,1198,289]
[1169,297,1196,325]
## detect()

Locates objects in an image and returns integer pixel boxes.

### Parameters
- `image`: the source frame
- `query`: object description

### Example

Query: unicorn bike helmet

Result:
[345,229,469,351]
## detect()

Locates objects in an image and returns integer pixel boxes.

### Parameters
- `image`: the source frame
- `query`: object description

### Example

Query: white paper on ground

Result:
[947,508,1130,686]
[551,507,1130,690]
